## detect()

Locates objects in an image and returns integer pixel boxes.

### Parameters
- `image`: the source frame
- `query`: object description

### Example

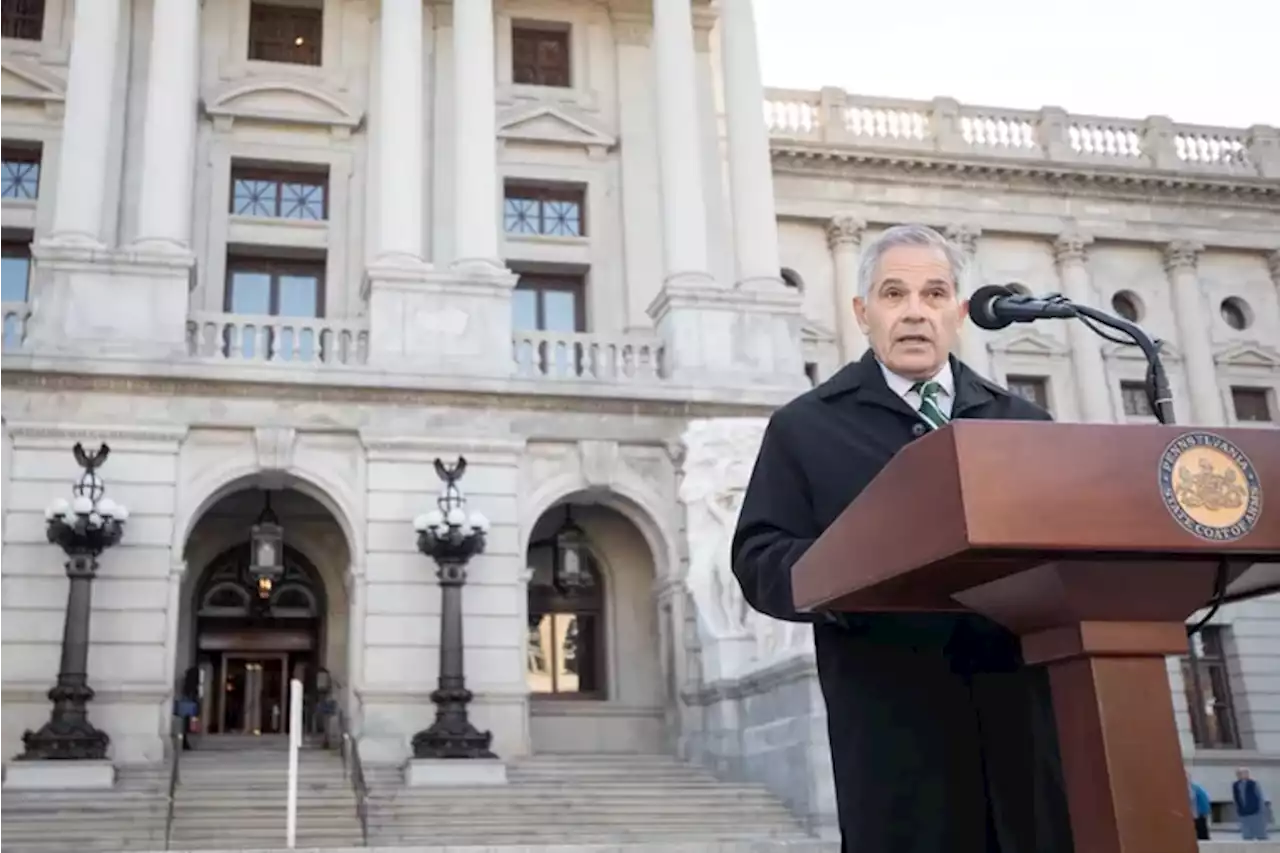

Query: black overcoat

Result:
[731,350,1075,853]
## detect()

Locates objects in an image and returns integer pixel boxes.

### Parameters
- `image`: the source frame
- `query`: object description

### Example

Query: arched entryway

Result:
[524,499,663,753]
[176,485,350,746]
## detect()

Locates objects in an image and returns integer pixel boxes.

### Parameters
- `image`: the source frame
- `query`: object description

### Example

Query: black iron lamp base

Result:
[20,717,110,761]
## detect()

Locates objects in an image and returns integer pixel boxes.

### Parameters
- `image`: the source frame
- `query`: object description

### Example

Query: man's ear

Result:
[959,298,970,322]
[853,296,870,334]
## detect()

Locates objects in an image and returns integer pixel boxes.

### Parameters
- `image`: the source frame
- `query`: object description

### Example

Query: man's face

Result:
[854,244,966,380]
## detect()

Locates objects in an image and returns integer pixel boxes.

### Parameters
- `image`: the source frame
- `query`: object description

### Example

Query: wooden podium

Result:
[792,421,1279,853]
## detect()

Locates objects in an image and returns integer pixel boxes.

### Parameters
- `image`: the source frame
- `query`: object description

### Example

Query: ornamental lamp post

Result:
[21,443,129,761]
[410,457,494,759]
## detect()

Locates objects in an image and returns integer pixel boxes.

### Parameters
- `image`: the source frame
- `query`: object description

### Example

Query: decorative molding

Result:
[5,421,189,449]
[1163,240,1204,274]
[202,78,364,131]
[2,371,784,419]
[825,215,866,250]
[1213,341,1280,368]
[800,322,838,344]
[578,439,621,490]
[1268,250,1280,285]
[1053,232,1093,267]
[611,11,651,46]
[987,328,1071,357]
[1101,338,1184,361]
[496,103,617,154]
[770,146,1280,206]
[0,55,66,103]
[357,432,529,457]
[253,426,297,472]
[945,223,981,255]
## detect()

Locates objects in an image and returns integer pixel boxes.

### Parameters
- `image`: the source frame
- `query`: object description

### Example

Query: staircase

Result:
[0,764,168,853]
[168,745,362,849]
[365,753,836,851]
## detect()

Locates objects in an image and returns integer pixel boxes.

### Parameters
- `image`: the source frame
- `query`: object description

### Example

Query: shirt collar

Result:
[879,360,954,401]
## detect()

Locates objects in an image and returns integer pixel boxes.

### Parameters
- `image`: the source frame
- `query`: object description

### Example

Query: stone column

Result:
[451,0,503,272]
[1053,233,1114,422]
[827,215,867,362]
[719,0,781,290]
[652,0,713,287]
[1164,241,1225,425]
[373,0,427,267]
[45,0,123,246]
[345,565,366,733]
[132,0,201,253]
[947,224,991,376]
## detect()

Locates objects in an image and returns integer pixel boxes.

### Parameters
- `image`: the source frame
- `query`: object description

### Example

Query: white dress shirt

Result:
[879,360,956,419]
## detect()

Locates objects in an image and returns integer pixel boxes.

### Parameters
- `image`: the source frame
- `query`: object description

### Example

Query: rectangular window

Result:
[503,183,585,238]
[1121,381,1153,418]
[1005,375,1050,411]
[511,23,571,88]
[512,273,584,333]
[2,239,31,302]
[231,163,327,220]
[225,256,324,318]
[1231,387,1273,423]
[248,2,323,66]
[1,0,44,41]
[1181,626,1241,749]
[1,142,41,200]
[0,235,30,348]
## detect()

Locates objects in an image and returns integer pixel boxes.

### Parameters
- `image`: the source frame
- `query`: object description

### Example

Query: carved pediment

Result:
[988,328,1069,357]
[1101,337,1183,361]
[0,57,65,103]
[203,79,363,130]
[1214,341,1280,368]
[800,322,837,344]
[497,103,616,153]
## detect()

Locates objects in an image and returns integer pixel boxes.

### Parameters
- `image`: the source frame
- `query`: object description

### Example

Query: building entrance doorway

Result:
[184,541,330,744]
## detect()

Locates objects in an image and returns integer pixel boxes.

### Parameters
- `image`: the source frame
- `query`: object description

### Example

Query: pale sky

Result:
[756,0,1279,129]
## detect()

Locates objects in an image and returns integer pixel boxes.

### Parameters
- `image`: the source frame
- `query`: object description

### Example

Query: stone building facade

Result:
[1,0,1277,836]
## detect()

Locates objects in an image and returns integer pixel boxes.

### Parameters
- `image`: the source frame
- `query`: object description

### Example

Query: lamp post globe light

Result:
[21,443,129,761]
[410,457,495,759]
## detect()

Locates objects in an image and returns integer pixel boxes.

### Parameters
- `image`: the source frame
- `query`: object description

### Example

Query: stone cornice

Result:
[5,421,189,449]
[1,370,785,420]
[358,432,529,458]
[771,144,1280,205]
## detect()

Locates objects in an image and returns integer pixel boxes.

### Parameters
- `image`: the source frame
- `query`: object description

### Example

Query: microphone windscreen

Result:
[968,284,1015,330]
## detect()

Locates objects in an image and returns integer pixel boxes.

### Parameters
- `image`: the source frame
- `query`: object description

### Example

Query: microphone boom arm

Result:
[1069,303,1176,426]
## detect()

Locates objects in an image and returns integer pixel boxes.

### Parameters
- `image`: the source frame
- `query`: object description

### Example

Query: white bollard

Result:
[286,677,302,849]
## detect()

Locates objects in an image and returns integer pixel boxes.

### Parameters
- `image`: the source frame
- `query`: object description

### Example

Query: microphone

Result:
[967,284,1079,331]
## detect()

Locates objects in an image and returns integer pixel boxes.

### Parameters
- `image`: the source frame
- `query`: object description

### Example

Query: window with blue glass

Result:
[231,164,327,220]
[226,256,323,318]
[512,274,584,333]
[503,183,585,238]
[2,142,41,200]
[2,240,31,302]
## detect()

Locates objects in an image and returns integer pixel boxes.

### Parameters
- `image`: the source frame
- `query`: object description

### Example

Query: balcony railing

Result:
[513,330,664,382]
[186,311,369,366]
[764,88,1278,178]
[3,301,30,352]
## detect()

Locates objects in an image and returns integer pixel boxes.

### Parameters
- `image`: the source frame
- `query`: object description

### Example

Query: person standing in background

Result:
[1188,773,1211,840]
[1233,768,1271,841]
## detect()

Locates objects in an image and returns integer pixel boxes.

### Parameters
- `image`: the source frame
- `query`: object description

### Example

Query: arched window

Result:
[526,510,606,698]
[195,543,322,620]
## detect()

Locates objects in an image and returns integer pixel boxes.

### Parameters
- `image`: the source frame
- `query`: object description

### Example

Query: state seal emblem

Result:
[1159,431,1263,542]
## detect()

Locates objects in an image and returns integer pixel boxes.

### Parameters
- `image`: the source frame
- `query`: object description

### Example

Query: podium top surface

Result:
[792,421,1279,612]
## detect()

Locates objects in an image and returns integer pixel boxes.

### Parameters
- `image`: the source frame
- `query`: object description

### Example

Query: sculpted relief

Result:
[678,419,812,679]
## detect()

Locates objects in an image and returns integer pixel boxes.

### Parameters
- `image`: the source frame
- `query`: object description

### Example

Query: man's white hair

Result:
[856,223,968,300]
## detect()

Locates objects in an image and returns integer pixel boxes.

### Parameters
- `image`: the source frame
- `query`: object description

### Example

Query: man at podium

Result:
[732,224,1074,853]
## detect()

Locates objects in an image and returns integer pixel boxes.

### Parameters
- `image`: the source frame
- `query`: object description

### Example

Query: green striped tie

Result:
[911,380,950,430]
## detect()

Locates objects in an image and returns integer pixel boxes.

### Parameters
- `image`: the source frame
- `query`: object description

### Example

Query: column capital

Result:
[1053,232,1093,267]
[945,224,981,256]
[826,215,867,250]
[1267,249,1280,285]
[1163,241,1203,274]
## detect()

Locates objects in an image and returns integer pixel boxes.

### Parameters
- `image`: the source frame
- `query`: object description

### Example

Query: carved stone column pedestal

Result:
[647,283,807,390]
[365,265,518,378]
[27,243,193,359]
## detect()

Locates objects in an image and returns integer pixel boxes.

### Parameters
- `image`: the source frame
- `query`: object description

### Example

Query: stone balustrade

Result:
[513,330,665,383]
[2,301,30,352]
[185,311,370,367]
[764,87,1278,177]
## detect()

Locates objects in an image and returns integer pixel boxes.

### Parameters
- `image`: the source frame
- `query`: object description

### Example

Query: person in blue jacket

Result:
[1188,773,1212,840]
[1233,768,1271,841]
